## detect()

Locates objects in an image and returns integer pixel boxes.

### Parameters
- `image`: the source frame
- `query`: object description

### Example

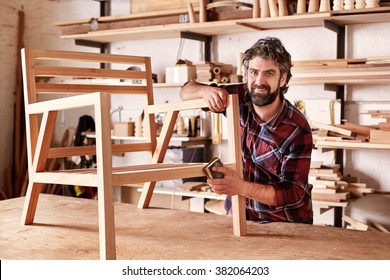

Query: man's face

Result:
[246,56,287,106]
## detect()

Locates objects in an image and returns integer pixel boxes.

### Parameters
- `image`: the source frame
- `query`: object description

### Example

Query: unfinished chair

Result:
[21,48,247,260]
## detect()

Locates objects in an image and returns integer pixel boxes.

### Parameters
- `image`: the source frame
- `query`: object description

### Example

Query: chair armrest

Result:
[27,92,102,114]
[147,99,208,114]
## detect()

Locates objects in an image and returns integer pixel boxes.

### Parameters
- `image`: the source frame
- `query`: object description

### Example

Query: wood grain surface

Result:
[1,194,389,260]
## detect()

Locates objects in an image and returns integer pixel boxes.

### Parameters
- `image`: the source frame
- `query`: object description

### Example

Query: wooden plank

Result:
[344,187,374,197]
[315,139,390,150]
[336,122,372,137]
[312,191,350,202]
[370,129,390,144]
[130,0,195,14]
[35,83,149,95]
[311,121,355,137]
[32,49,148,64]
[379,122,390,131]
[148,99,208,113]
[13,10,25,198]
[34,65,148,80]
[342,215,379,231]
[313,200,349,207]
[47,143,153,159]
[369,220,390,233]
[28,92,99,114]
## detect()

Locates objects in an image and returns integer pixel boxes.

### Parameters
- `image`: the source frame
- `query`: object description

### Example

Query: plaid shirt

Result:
[218,83,313,224]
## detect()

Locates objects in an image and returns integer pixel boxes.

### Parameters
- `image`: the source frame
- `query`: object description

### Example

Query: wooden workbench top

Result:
[0,194,389,260]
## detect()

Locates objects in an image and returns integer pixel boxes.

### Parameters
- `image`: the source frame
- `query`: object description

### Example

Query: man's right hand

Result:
[203,86,228,112]
[180,81,229,113]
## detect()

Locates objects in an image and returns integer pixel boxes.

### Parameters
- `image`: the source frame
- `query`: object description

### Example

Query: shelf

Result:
[315,140,390,150]
[291,65,390,85]
[57,8,390,43]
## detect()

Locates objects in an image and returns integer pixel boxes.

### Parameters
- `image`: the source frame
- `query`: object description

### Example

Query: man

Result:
[180,37,313,224]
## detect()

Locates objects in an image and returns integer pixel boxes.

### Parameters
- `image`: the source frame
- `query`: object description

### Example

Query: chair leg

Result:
[226,94,247,236]
[94,92,116,260]
[97,181,116,260]
[232,195,247,236]
[137,181,157,209]
[21,181,43,225]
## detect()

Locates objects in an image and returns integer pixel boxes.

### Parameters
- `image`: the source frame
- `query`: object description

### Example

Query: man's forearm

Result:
[180,81,207,100]
[241,181,276,206]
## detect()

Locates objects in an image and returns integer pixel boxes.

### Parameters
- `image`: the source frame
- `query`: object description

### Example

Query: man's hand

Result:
[180,81,228,112]
[203,87,228,112]
[207,166,244,196]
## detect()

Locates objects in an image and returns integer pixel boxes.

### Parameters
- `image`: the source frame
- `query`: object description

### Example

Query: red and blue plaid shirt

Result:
[217,83,313,224]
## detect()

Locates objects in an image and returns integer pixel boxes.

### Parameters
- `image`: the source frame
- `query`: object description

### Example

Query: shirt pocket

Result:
[252,141,281,174]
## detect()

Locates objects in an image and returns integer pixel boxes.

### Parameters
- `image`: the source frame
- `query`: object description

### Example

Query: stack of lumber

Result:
[342,215,390,233]
[311,120,372,144]
[310,161,375,207]
[312,113,390,149]
[292,56,390,84]
[368,110,390,144]
[195,62,233,83]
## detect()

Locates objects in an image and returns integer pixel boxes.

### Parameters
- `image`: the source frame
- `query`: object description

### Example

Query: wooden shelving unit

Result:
[56,6,390,220]
[56,7,390,43]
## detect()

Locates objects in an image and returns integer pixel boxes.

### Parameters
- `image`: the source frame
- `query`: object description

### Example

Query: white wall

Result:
[1,0,389,227]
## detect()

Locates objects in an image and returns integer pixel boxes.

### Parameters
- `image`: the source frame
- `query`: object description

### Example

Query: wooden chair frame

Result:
[21,48,247,260]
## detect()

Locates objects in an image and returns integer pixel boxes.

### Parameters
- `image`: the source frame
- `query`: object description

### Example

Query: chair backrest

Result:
[21,49,157,172]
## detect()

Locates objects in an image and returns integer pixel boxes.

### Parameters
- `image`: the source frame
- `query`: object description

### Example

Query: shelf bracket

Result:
[324,20,347,229]
[324,20,346,59]
[324,84,338,92]
[180,31,212,62]
[75,0,111,68]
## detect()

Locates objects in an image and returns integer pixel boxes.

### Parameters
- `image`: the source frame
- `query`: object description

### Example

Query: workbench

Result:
[0,194,389,260]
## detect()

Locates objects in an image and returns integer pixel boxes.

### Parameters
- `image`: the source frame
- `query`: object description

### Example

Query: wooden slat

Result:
[28,92,99,114]
[311,121,355,137]
[31,49,148,65]
[47,143,154,158]
[35,83,149,95]
[34,65,148,80]
[148,99,208,113]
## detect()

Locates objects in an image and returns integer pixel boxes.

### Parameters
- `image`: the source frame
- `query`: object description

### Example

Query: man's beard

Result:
[248,83,279,106]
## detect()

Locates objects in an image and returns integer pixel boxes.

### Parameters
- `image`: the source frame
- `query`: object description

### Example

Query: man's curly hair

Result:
[242,37,292,95]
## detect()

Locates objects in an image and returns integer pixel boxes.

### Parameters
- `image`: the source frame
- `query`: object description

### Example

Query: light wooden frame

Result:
[21,48,247,260]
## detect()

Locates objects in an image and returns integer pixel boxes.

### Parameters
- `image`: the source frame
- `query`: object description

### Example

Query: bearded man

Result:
[180,37,313,224]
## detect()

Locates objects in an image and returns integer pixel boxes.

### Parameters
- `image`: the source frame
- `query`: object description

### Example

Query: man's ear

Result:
[279,73,287,87]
